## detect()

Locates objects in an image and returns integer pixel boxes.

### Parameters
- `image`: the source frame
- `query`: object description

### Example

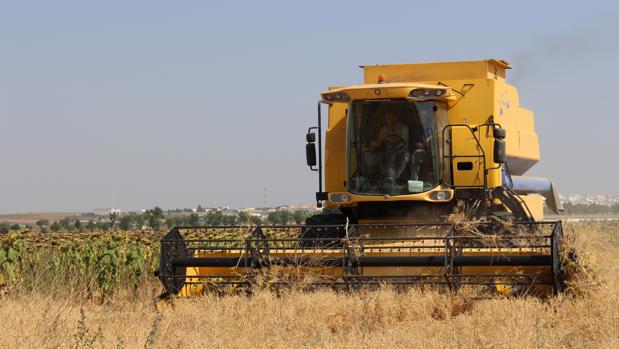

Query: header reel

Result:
[156,221,565,297]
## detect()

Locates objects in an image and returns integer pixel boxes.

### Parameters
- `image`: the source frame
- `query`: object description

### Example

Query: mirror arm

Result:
[305,102,326,207]
[317,102,323,196]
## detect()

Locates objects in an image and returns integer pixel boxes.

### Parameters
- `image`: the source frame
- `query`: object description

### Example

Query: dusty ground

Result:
[0,222,617,348]
[0,212,76,225]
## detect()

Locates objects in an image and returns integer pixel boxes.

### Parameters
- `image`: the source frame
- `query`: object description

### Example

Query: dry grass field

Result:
[0,222,617,348]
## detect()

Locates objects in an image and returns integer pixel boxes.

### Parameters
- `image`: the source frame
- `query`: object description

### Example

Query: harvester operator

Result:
[370,110,413,187]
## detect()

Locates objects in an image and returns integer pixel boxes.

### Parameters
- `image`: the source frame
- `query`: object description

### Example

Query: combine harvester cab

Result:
[157,59,567,297]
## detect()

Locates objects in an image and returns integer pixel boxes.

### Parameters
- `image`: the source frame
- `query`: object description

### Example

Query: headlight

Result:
[429,190,452,201]
[410,89,447,99]
[329,192,352,203]
[322,92,351,103]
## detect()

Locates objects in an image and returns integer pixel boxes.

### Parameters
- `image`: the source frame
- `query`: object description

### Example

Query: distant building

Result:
[93,208,121,216]
[221,208,237,216]
[560,195,619,206]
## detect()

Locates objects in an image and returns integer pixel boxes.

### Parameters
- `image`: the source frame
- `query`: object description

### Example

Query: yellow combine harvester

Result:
[157,59,566,297]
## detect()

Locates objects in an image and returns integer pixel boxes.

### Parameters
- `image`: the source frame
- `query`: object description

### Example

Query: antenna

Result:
[263,187,267,208]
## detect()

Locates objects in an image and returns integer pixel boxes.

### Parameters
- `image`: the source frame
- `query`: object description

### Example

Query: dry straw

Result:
[0,221,617,348]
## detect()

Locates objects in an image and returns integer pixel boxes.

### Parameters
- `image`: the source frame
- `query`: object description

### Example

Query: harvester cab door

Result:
[447,126,485,189]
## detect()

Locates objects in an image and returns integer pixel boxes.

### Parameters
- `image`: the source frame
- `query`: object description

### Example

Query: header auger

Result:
[157,59,567,297]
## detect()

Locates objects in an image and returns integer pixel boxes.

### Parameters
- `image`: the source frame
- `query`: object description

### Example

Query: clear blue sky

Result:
[1,1,618,213]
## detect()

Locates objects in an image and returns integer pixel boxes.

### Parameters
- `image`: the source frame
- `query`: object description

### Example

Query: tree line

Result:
[18,207,315,233]
[4,202,619,234]
[561,203,619,215]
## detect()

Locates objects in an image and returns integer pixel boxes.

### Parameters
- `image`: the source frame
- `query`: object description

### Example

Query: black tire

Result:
[300,214,348,248]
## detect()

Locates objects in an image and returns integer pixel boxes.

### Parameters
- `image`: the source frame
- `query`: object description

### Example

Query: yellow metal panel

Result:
[451,127,484,187]
[518,130,541,161]
[518,195,544,221]
[363,60,508,84]
[493,80,540,175]
[322,83,455,103]
[328,185,454,207]
[516,108,535,131]
[444,78,495,125]
[325,103,347,193]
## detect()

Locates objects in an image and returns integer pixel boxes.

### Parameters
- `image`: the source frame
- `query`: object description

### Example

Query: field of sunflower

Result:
[0,230,163,300]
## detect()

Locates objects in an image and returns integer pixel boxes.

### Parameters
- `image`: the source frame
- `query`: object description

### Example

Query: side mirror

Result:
[306,132,316,143]
[306,143,317,167]
[306,132,317,167]
[493,127,506,164]
[494,139,506,163]
[493,128,506,139]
